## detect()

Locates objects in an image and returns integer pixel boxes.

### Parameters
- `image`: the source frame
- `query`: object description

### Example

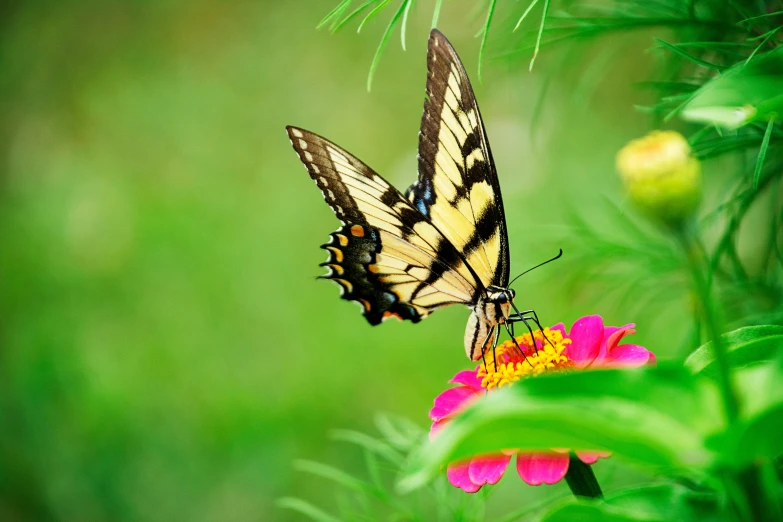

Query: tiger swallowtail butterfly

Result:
[287,29,550,360]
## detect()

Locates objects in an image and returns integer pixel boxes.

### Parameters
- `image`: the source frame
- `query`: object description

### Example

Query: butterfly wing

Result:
[408,29,510,289]
[287,126,482,324]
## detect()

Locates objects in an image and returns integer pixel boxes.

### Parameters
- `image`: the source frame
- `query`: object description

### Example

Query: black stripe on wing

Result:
[407,29,511,288]
[286,125,481,325]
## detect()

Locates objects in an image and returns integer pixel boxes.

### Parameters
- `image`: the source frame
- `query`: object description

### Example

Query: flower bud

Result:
[616,131,701,224]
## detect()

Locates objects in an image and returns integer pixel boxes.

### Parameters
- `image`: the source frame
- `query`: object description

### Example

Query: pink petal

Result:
[549,322,566,337]
[592,324,634,365]
[602,324,634,343]
[576,451,611,464]
[449,369,484,391]
[564,315,604,367]
[605,343,655,368]
[606,326,636,351]
[447,460,482,493]
[515,452,570,485]
[429,386,480,422]
[468,453,512,486]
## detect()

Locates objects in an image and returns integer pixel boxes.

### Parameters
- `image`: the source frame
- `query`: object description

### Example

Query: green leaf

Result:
[681,46,783,129]
[653,38,725,70]
[513,0,540,32]
[294,459,376,492]
[753,117,775,189]
[333,0,380,33]
[318,0,353,30]
[366,0,407,91]
[431,0,443,28]
[331,429,405,466]
[277,497,344,522]
[399,367,721,492]
[399,0,413,51]
[541,502,647,522]
[357,0,389,34]
[707,359,783,468]
[684,325,783,377]
[541,484,724,522]
[477,0,497,81]
[529,0,551,71]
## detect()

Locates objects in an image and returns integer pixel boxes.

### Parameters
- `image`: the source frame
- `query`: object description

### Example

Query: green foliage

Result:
[307,1,783,520]
[685,325,783,377]
[278,414,491,522]
[400,366,724,492]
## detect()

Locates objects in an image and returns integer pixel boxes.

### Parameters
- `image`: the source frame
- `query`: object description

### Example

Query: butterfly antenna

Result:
[508,249,563,287]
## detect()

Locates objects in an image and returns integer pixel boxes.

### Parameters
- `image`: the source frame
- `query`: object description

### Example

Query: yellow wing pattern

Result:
[408,29,510,288]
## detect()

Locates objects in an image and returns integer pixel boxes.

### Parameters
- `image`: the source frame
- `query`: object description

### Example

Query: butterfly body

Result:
[287,29,537,361]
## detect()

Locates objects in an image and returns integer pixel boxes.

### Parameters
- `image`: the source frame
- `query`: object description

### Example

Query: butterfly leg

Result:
[509,304,555,351]
[491,325,500,370]
[479,325,496,375]
[519,310,555,350]
[502,321,532,367]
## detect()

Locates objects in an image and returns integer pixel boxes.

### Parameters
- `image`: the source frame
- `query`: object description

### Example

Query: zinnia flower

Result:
[429,315,656,492]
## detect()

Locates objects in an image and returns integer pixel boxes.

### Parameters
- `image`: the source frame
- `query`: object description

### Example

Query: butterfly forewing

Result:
[408,29,510,289]
[286,126,480,324]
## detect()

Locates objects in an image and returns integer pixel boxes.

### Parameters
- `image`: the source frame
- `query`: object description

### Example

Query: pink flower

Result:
[429,315,655,492]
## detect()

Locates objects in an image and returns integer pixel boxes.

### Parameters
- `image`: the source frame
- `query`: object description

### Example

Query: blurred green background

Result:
[0,1,701,520]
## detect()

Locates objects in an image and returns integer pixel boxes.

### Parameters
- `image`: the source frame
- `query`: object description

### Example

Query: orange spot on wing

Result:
[359,299,371,312]
[336,234,349,247]
[326,247,344,263]
[350,225,365,237]
[382,311,402,321]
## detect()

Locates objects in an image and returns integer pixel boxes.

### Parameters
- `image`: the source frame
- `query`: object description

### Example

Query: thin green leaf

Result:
[654,38,725,70]
[334,0,380,32]
[331,429,405,465]
[685,325,783,376]
[739,10,783,24]
[498,494,568,522]
[277,498,344,522]
[747,24,783,42]
[634,80,702,93]
[357,0,390,34]
[477,0,497,82]
[319,0,353,30]
[431,0,443,28]
[366,0,408,91]
[374,412,422,450]
[745,26,783,64]
[753,117,776,189]
[513,0,540,32]
[529,0,551,71]
[294,460,376,492]
[542,483,724,522]
[399,0,413,51]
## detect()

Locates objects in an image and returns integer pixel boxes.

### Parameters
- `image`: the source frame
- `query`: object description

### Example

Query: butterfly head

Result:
[486,285,515,305]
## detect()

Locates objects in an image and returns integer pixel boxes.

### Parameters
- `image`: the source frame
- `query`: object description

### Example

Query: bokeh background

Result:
[1,1,706,520]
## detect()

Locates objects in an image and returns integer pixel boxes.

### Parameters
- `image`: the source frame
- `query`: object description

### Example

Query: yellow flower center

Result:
[477,327,572,390]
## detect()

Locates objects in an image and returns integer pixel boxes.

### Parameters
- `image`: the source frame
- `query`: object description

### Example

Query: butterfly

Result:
[286,29,554,361]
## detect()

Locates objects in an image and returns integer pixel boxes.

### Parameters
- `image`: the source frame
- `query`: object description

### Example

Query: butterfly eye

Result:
[496,293,508,303]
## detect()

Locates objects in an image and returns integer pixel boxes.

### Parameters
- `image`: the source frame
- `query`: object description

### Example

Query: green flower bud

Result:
[616,131,702,225]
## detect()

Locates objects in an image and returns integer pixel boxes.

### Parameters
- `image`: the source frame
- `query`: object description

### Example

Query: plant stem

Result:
[675,226,740,425]
[564,455,602,498]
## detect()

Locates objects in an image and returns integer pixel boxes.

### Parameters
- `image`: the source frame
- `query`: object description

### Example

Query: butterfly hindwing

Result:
[408,29,510,289]
[287,126,480,324]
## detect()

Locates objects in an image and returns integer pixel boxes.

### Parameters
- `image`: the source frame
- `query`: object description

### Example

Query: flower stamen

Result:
[477,328,572,390]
